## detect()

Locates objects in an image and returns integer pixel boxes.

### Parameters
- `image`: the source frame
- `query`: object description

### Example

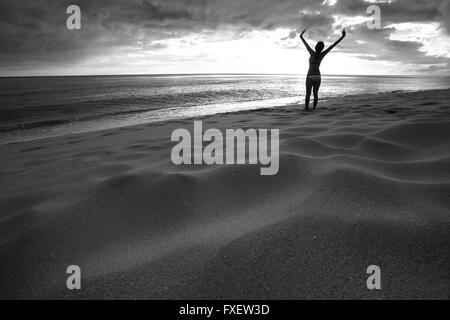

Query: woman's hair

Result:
[315,41,325,53]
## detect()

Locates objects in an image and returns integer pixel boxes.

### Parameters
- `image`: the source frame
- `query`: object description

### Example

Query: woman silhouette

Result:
[300,29,346,111]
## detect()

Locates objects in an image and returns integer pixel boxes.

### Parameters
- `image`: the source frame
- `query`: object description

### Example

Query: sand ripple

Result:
[0,89,449,299]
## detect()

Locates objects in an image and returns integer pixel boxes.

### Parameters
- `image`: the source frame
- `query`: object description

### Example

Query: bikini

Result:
[307,74,321,82]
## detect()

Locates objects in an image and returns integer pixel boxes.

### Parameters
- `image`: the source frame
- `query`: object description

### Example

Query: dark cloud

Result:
[0,0,449,75]
[337,0,448,28]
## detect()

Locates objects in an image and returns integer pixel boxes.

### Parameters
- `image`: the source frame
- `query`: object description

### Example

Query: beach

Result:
[0,88,449,299]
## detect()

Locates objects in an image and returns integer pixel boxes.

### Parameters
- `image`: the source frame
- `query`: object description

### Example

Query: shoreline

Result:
[3,88,449,147]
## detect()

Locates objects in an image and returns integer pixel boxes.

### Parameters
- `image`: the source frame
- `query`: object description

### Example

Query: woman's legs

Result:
[305,78,313,110]
[312,79,321,110]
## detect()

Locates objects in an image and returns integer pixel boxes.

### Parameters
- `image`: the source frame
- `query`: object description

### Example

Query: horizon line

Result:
[0,72,448,79]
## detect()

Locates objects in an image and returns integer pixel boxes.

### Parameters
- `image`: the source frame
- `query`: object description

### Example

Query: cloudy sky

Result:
[0,0,449,76]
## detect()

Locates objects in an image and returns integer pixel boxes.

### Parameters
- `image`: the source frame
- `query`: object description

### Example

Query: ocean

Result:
[0,74,449,144]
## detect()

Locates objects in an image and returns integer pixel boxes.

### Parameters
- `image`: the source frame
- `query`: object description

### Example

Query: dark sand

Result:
[0,89,449,299]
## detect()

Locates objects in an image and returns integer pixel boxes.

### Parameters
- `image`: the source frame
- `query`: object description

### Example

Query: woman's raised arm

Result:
[322,29,346,56]
[300,29,314,55]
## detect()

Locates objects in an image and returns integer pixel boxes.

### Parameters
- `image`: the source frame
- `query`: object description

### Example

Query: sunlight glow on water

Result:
[0,74,448,144]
